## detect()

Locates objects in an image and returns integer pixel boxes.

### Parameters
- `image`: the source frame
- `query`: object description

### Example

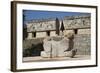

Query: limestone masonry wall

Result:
[23,15,91,56]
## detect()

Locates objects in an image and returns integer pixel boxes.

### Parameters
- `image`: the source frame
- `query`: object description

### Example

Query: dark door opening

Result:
[46,31,50,36]
[74,29,78,34]
[32,32,36,37]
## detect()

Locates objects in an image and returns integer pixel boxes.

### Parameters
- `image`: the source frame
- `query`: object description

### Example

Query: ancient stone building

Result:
[26,15,90,39]
[23,15,91,57]
[26,18,56,39]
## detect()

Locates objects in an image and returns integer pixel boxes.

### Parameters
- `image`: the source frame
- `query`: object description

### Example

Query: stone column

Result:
[27,32,32,39]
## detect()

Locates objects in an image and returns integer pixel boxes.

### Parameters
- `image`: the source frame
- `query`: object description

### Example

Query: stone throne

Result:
[41,33,77,58]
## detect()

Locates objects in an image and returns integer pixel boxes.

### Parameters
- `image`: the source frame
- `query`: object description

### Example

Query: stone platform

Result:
[23,55,90,62]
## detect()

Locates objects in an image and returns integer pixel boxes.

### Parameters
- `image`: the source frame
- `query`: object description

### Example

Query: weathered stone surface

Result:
[63,16,90,29]
[41,37,69,57]
[50,31,57,37]
[23,34,91,57]
[41,51,51,58]
[26,15,91,39]
[24,15,91,57]
[74,34,91,55]
[23,38,43,49]
[27,19,56,32]
[78,29,91,34]
[63,30,74,36]
[64,49,77,58]
[43,37,52,53]
[27,33,32,39]
[36,32,47,38]
[26,15,90,32]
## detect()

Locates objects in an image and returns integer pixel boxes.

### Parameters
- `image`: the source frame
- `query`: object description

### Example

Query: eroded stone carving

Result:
[41,34,77,58]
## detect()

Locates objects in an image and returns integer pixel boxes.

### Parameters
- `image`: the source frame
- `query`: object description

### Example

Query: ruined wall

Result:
[74,34,91,55]
[63,15,90,29]
[24,15,91,56]
[27,19,56,32]
[26,15,91,39]
[78,29,91,34]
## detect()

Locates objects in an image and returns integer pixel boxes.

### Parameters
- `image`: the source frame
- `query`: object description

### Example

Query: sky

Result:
[23,10,90,24]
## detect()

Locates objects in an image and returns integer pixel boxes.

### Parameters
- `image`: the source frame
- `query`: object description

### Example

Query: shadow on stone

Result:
[23,43,44,57]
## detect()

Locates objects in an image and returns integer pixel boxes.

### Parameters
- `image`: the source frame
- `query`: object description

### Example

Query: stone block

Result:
[36,32,47,38]
[42,37,69,57]
[43,37,52,52]
[78,29,91,34]
[64,51,72,57]
[41,51,50,58]
[50,31,57,37]
[27,33,32,39]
